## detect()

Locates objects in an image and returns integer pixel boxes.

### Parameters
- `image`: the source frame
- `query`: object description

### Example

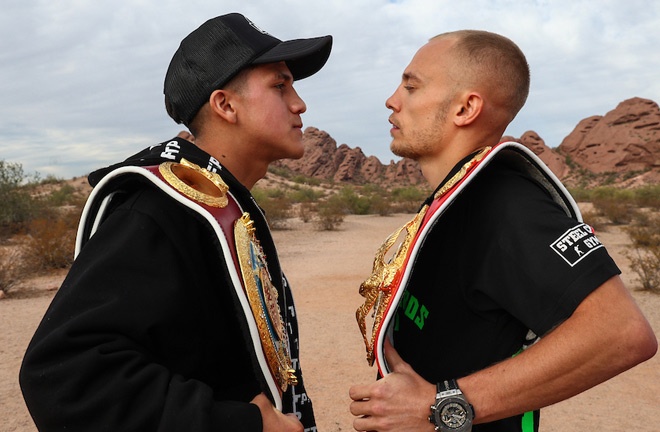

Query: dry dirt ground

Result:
[1,212,658,432]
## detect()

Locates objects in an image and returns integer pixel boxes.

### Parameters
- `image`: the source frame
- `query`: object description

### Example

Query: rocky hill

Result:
[273,97,660,188]
[272,127,426,185]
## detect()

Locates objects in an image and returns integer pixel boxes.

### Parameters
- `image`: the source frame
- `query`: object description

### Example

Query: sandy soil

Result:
[1,213,658,432]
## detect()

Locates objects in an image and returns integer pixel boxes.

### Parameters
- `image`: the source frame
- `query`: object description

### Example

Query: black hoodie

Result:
[20,137,316,432]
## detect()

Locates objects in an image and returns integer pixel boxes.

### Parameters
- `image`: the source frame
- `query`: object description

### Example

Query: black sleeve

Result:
[465,164,621,336]
[19,187,263,432]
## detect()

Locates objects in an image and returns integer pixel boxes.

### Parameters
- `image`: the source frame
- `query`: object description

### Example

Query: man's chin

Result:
[282,147,305,161]
[390,143,416,160]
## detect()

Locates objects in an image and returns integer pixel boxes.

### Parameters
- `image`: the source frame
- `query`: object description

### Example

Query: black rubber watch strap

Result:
[437,379,459,395]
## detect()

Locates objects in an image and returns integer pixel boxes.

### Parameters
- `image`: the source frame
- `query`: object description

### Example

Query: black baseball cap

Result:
[164,13,333,126]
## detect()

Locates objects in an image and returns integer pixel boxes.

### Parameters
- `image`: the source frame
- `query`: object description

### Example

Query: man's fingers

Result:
[349,384,371,402]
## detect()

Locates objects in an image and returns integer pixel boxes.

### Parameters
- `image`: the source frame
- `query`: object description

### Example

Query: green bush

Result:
[0,160,39,234]
[46,183,84,207]
[291,174,322,186]
[590,187,636,225]
[390,186,429,213]
[567,187,591,203]
[632,185,660,209]
[289,186,324,203]
[267,166,292,179]
[251,188,293,230]
[334,186,370,215]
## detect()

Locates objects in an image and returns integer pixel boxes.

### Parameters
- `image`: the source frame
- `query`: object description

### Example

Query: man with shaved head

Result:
[351,30,656,432]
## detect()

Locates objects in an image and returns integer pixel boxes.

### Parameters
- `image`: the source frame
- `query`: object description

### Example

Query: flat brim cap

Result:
[164,13,332,126]
[254,36,333,82]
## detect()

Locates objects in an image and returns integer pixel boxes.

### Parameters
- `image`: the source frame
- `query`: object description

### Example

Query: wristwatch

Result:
[429,379,474,432]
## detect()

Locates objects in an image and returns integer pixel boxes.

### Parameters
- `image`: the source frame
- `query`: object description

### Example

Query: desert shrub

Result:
[625,212,660,293]
[367,193,392,216]
[567,187,591,203]
[333,186,371,215]
[46,183,85,207]
[267,166,292,179]
[289,186,324,203]
[0,160,39,234]
[259,196,292,230]
[590,187,636,225]
[632,185,660,210]
[291,174,321,186]
[250,187,268,203]
[0,246,29,294]
[315,195,345,231]
[298,202,315,223]
[390,186,429,213]
[252,187,294,230]
[580,209,608,233]
[23,215,77,271]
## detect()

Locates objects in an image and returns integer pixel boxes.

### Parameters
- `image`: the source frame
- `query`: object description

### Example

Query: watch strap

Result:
[436,379,461,398]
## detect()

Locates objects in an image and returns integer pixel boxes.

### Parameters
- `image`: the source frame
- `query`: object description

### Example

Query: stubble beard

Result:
[390,100,450,161]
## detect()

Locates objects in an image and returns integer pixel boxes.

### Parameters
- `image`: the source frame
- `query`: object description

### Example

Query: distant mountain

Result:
[274,97,660,188]
[272,127,425,186]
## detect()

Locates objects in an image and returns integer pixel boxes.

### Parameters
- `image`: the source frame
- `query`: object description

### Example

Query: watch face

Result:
[439,400,468,430]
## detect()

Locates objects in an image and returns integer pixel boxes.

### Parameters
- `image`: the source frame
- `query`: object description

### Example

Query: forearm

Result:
[459,276,657,424]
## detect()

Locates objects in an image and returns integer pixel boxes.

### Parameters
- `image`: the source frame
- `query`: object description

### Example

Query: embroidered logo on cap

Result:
[550,223,604,267]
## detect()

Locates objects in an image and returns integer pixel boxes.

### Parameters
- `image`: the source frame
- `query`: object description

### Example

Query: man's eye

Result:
[275,83,286,90]
[404,85,415,91]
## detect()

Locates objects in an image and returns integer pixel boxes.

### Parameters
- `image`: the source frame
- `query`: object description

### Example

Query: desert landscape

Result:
[1,210,658,432]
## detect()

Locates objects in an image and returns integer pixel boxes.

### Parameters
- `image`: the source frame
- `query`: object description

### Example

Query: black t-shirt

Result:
[392,155,620,431]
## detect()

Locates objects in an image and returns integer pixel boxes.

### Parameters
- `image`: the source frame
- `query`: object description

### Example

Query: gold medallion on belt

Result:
[159,158,229,208]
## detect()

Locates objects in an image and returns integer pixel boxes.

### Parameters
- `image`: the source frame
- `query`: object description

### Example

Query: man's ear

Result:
[208,89,238,124]
[454,92,483,126]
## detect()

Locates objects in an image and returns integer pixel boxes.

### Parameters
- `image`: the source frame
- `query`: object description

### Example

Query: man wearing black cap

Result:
[20,13,332,432]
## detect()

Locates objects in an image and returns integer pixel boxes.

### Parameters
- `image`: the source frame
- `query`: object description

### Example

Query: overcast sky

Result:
[2,0,659,179]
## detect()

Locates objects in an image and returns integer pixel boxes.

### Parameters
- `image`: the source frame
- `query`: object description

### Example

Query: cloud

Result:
[1,0,659,178]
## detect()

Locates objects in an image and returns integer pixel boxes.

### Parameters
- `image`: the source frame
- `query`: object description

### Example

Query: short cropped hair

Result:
[187,65,256,136]
[433,30,530,120]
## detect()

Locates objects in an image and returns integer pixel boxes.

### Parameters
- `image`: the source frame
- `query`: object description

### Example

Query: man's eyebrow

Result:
[402,71,422,82]
[276,71,294,82]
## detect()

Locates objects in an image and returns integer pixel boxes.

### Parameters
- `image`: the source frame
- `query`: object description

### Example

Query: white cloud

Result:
[1,0,659,178]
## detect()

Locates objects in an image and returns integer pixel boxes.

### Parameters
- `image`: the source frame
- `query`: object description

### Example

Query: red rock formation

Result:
[558,97,660,173]
[274,127,424,185]
[273,98,660,188]
[501,131,569,179]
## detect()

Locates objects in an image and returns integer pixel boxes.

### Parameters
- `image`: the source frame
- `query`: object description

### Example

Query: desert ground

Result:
[1,212,658,431]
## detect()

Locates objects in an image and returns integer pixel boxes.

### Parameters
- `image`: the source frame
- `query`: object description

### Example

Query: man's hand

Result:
[349,340,436,431]
[251,393,303,432]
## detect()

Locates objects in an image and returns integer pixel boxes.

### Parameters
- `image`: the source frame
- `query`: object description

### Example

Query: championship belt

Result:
[234,213,298,392]
[76,158,296,408]
[356,142,581,375]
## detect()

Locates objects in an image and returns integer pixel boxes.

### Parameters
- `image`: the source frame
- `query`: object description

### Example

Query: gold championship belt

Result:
[160,159,296,393]
[234,213,297,393]
[356,147,491,366]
